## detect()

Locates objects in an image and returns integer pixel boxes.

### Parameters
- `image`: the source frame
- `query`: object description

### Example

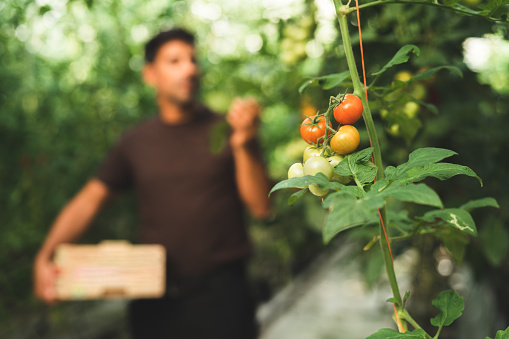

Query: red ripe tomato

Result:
[333,94,363,125]
[330,125,360,155]
[300,116,332,145]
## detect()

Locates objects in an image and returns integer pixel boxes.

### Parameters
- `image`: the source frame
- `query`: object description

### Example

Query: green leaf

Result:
[372,45,420,76]
[351,147,375,163]
[322,192,382,244]
[366,328,428,339]
[269,173,341,196]
[288,188,308,206]
[334,161,377,186]
[479,0,509,12]
[298,80,315,94]
[402,163,482,186]
[380,182,443,208]
[430,290,464,328]
[319,71,352,89]
[357,162,379,185]
[421,208,477,236]
[298,71,351,93]
[337,185,366,198]
[451,3,492,16]
[485,325,509,339]
[370,178,390,193]
[480,219,509,266]
[384,166,398,180]
[387,209,414,233]
[397,148,457,174]
[412,66,463,82]
[460,197,499,210]
[334,147,376,186]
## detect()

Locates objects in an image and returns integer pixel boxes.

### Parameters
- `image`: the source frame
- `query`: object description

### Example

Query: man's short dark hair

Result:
[144,28,195,63]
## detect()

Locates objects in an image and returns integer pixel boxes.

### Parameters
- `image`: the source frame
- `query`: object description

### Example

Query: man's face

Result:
[144,40,199,105]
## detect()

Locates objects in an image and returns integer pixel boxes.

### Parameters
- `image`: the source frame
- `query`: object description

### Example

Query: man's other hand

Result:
[226,97,262,149]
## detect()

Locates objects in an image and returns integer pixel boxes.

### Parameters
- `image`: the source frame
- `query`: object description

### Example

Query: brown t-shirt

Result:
[96,107,250,278]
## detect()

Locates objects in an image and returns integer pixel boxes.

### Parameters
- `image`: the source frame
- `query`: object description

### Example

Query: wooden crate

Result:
[54,241,166,300]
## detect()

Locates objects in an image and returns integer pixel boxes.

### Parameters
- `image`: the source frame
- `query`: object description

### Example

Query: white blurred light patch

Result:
[262,0,304,22]
[211,37,236,56]
[78,24,96,43]
[463,37,491,72]
[316,24,337,44]
[305,40,324,58]
[437,257,454,277]
[191,1,222,21]
[315,0,336,21]
[212,20,230,37]
[245,34,263,53]
[15,24,30,42]
[131,25,149,43]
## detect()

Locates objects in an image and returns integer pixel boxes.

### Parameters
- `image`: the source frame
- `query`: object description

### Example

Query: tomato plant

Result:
[269,0,504,337]
[333,94,363,125]
[300,116,331,145]
[330,125,360,155]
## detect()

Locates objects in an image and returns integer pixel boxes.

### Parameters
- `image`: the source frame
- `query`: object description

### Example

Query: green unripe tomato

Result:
[304,156,333,196]
[288,162,307,189]
[304,156,333,179]
[403,101,419,118]
[394,70,412,82]
[327,154,344,167]
[308,184,329,196]
[303,146,321,163]
[288,163,304,179]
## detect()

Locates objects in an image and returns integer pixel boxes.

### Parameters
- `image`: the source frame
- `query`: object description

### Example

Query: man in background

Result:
[33,28,271,339]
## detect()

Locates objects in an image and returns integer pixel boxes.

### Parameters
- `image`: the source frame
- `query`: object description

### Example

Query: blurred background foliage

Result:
[1,0,509,337]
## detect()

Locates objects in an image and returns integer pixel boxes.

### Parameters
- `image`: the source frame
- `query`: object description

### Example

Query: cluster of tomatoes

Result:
[288,94,363,196]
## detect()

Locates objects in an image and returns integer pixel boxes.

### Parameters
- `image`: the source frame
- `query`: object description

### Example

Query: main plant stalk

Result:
[333,0,403,310]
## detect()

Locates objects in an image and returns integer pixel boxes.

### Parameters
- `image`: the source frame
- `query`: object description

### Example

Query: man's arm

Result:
[227,98,272,220]
[33,178,112,303]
